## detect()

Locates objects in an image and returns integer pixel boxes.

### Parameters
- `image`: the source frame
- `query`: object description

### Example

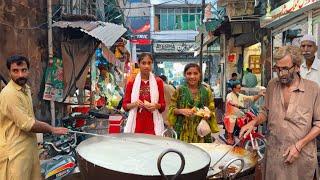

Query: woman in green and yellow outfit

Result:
[168,63,219,143]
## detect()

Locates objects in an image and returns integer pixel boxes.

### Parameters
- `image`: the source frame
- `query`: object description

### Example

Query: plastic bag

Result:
[197,119,211,137]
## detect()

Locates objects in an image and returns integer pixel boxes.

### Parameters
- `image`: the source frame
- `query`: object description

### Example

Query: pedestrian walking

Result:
[159,75,175,127]
[168,63,219,143]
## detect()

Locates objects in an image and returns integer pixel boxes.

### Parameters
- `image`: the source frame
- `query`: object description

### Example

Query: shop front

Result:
[43,20,128,120]
[260,0,320,78]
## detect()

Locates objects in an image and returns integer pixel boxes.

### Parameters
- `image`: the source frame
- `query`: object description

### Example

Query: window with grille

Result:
[156,7,202,31]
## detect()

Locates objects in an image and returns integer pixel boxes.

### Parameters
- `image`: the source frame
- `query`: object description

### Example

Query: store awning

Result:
[52,21,127,47]
[260,1,320,28]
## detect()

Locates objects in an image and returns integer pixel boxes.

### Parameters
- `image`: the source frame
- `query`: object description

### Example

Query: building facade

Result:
[260,0,320,79]
[150,1,202,85]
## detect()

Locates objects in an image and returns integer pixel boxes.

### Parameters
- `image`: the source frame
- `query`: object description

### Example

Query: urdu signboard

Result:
[260,0,319,27]
[153,42,199,53]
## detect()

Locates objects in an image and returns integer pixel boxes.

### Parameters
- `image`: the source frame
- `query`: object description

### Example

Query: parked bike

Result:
[234,107,266,161]
[220,106,266,161]
[40,133,78,179]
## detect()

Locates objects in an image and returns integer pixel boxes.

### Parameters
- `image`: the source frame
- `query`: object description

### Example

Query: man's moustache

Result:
[16,77,28,85]
[302,52,311,55]
[17,77,27,81]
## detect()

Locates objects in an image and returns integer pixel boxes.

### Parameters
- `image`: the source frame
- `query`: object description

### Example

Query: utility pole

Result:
[47,0,55,126]
[199,0,205,75]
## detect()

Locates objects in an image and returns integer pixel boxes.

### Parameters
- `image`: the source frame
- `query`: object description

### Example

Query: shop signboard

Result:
[126,16,151,52]
[153,42,199,53]
[260,0,319,27]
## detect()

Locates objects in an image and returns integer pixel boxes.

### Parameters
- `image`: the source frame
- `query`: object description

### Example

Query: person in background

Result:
[242,68,258,88]
[227,73,240,93]
[300,34,320,85]
[169,81,176,89]
[159,75,175,127]
[0,55,68,180]
[122,53,165,135]
[212,78,221,98]
[168,63,219,143]
[224,82,264,145]
[300,34,320,168]
[202,77,212,90]
[240,46,320,180]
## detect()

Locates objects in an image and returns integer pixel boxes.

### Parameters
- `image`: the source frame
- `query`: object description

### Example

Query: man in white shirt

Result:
[300,34,320,168]
[300,34,320,85]
[224,82,264,145]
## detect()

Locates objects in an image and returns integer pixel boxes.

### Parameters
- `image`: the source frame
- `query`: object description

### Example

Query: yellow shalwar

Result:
[0,80,40,180]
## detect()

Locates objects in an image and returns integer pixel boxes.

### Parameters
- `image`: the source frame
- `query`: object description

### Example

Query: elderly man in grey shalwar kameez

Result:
[240,45,320,180]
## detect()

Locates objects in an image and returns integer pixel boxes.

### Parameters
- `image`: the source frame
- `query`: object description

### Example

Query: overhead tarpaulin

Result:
[44,20,127,102]
[234,32,259,47]
[61,36,97,101]
[52,21,127,47]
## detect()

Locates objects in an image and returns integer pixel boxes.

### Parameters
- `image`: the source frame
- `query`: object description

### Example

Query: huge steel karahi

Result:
[76,134,211,180]
[192,143,258,179]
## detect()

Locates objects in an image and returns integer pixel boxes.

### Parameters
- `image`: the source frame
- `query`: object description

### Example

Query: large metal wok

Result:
[191,143,258,179]
[76,134,211,180]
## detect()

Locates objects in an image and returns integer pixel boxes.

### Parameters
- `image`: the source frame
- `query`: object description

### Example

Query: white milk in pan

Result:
[76,134,211,176]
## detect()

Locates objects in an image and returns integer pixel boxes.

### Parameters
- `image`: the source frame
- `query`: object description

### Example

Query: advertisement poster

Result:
[126,16,151,53]
[43,57,64,102]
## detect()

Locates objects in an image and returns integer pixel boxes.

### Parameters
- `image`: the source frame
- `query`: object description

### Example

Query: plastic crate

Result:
[73,106,90,113]
[108,115,123,134]
[72,106,90,127]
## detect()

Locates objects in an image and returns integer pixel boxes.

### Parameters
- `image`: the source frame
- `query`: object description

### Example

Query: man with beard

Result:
[300,34,320,169]
[240,46,320,180]
[300,34,320,84]
[0,55,69,180]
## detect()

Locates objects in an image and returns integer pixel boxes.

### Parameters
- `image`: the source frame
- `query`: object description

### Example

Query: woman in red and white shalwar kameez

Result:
[122,53,165,135]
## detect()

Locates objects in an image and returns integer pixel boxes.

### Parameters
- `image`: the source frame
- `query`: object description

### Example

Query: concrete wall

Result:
[225,37,242,80]
[0,0,51,120]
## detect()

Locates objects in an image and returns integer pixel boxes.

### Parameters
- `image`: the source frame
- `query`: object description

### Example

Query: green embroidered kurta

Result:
[168,84,219,143]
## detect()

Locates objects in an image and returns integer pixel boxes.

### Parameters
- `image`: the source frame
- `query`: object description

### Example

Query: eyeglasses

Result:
[272,65,295,74]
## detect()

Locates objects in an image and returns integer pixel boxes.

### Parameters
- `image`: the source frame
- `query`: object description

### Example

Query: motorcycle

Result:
[220,106,266,161]
[40,133,78,179]
[234,107,266,161]
[41,155,77,180]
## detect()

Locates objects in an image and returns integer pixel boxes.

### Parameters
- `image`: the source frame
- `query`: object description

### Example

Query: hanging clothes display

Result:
[43,57,64,102]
